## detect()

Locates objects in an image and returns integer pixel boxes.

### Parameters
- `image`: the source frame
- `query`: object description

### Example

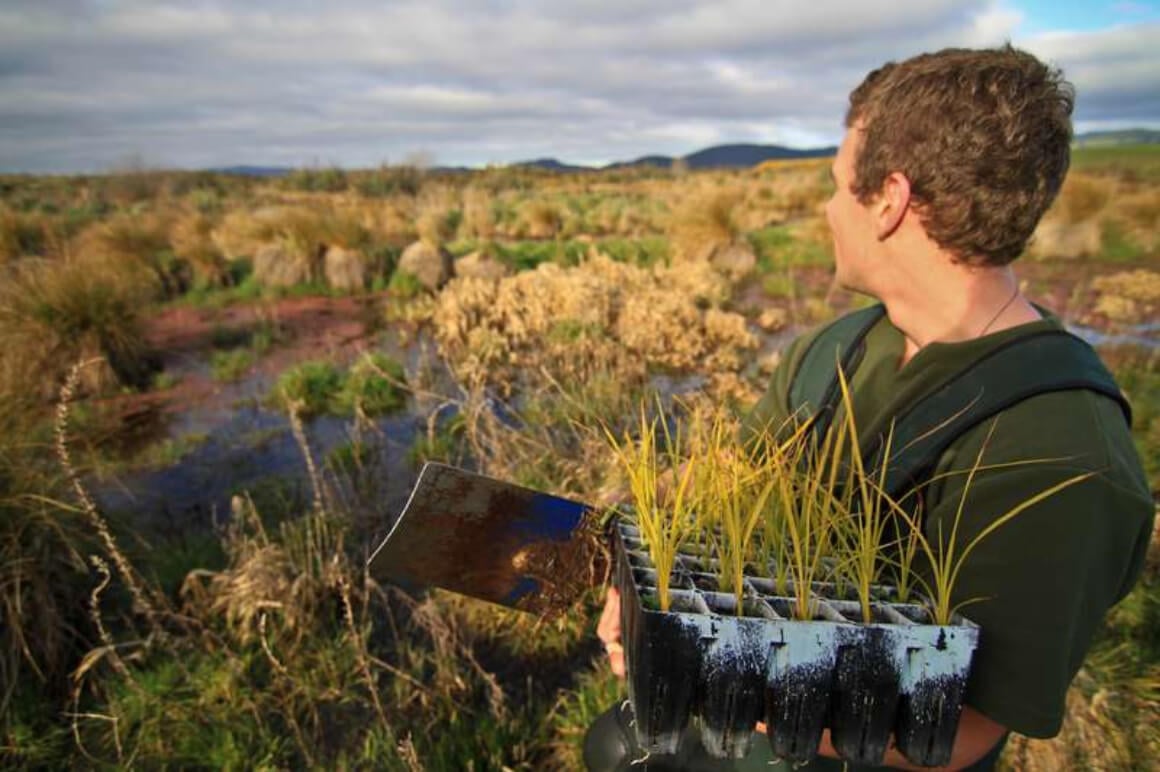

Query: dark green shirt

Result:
[735,310,1155,770]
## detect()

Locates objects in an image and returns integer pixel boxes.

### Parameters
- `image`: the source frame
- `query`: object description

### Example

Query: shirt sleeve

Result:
[917,390,1154,738]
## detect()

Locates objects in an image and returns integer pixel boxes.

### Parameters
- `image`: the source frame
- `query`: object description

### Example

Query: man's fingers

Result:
[604,642,626,678]
[597,586,621,644]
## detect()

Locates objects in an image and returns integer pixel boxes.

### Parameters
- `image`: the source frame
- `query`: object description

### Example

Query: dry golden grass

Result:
[747,161,833,226]
[1027,220,1102,261]
[211,204,371,274]
[0,207,55,261]
[74,212,177,297]
[0,255,153,399]
[172,212,230,288]
[415,206,456,246]
[519,199,564,240]
[427,253,751,391]
[461,186,496,240]
[1052,173,1113,223]
[668,188,742,261]
[1108,188,1160,252]
[1091,269,1160,323]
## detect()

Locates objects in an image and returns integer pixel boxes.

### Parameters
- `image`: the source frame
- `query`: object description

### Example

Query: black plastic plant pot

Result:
[828,608,903,765]
[697,593,772,759]
[893,610,980,767]
[762,620,840,764]
[616,538,709,755]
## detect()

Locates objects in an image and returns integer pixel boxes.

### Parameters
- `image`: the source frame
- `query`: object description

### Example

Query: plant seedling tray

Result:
[613,519,980,767]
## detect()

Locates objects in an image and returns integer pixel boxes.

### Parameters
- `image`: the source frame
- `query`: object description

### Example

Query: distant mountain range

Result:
[518,143,838,172]
[210,130,1159,177]
[1074,128,1160,147]
[211,142,837,177]
[213,165,296,177]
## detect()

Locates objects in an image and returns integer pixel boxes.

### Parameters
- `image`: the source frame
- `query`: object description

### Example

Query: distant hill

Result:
[683,143,836,168]
[1075,129,1160,147]
[514,158,592,173]
[604,154,676,170]
[213,165,292,177]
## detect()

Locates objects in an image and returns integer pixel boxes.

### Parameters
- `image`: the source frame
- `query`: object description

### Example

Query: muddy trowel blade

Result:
[367,462,600,614]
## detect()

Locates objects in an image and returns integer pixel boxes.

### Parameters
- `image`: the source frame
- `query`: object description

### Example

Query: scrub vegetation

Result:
[0,147,1156,769]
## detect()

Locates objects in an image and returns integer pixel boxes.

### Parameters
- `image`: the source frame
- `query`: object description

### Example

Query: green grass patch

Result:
[180,273,265,309]
[748,225,832,271]
[132,432,210,471]
[337,353,407,416]
[408,412,467,467]
[546,319,605,344]
[761,270,797,299]
[1099,221,1147,263]
[272,361,345,417]
[150,370,181,391]
[386,270,426,300]
[546,665,625,769]
[1072,144,1160,182]
[597,236,670,266]
[496,239,589,271]
[271,354,407,418]
[210,348,256,382]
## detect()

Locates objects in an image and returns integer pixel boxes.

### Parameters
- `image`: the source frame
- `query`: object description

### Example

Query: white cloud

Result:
[0,0,1155,172]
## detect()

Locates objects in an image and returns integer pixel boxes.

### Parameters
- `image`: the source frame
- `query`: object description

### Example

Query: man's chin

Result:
[833,274,879,301]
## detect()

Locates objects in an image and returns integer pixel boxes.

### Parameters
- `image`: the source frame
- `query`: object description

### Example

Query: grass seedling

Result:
[887,419,1094,625]
[604,402,696,612]
[711,449,775,614]
[760,413,845,620]
[832,365,895,623]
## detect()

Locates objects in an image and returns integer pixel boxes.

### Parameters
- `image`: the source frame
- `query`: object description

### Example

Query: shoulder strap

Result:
[787,304,886,442]
[864,329,1133,503]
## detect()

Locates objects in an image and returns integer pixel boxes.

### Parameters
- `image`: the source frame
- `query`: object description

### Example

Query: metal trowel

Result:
[367,462,605,615]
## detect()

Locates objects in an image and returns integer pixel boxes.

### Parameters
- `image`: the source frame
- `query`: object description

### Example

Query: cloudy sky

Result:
[1,0,1158,173]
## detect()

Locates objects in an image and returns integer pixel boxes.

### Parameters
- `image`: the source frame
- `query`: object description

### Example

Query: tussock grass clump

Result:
[669,188,742,261]
[76,212,182,298]
[460,186,496,240]
[0,408,94,732]
[214,206,370,263]
[0,257,153,398]
[416,205,459,246]
[0,207,53,261]
[273,361,346,417]
[520,199,564,239]
[172,212,231,289]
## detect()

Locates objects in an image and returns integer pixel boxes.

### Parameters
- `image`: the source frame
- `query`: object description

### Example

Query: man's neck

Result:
[880,262,1040,367]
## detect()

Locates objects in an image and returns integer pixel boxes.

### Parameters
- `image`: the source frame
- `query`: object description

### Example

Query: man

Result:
[585,45,1154,771]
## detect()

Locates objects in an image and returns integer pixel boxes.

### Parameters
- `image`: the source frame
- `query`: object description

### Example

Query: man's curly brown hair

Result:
[846,45,1074,267]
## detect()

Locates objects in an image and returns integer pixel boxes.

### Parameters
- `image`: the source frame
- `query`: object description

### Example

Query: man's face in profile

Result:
[825,125,879,296]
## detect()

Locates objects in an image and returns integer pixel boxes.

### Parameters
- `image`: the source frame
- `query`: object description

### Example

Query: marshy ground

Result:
[1,148,1157,769]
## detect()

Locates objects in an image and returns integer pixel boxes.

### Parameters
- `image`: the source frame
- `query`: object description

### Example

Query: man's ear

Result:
[874,171,911,240]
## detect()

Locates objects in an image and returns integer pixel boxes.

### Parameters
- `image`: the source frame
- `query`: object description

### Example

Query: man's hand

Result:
[597,586,625,678]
